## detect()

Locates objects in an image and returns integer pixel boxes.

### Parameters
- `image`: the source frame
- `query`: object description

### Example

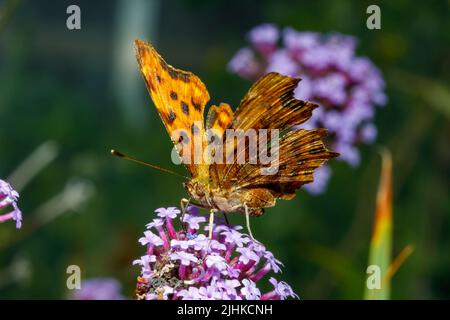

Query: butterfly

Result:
[133,39,338,236]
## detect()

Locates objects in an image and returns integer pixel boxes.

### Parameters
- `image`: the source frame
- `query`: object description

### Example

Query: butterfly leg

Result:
[244,203,256,241]
[180,197,191,230]
[202,208,217,256]
[180,197,190,212]
[223,212,230,226]
[208,208,216,241]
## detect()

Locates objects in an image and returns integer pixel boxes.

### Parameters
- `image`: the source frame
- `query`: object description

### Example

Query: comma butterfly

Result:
[131,39,338,236]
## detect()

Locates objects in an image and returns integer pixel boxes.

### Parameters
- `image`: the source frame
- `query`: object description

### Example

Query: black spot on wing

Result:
[179,73,190,83]
[191,98,202,111]
[168,68,178,80]
[217,119,225,129]
[167,109,176,124]
[181,101,189,115]
[177,130,190,144]
[207,109,218,128]
[158,56,191,82]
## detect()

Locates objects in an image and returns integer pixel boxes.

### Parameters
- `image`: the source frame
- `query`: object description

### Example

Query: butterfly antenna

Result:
[111,149,189,180]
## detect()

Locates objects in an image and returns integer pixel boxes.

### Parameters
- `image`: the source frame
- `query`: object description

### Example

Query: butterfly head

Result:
[183,179,208,200]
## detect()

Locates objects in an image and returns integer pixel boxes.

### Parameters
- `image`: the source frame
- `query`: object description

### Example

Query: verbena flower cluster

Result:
[134,206,298,300]
[229,24,387,194]
[0,178,22,229]
[71,278,124,300]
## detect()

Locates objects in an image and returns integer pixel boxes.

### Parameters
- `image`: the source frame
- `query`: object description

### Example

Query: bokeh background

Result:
[0,0,449,299]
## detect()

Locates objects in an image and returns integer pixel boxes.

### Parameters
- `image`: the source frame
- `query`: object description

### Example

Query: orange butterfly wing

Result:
[206,102,234,137]
[135,40,209,178]
[205,103,234,187]
[211,72,338,196]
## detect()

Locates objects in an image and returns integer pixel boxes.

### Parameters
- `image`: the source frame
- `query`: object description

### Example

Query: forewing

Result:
[135,39,209,177]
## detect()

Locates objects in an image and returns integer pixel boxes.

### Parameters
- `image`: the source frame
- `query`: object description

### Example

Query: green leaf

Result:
[364,149,393,300]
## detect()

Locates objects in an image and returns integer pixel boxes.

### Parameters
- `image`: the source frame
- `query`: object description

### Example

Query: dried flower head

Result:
[134,206,298,300]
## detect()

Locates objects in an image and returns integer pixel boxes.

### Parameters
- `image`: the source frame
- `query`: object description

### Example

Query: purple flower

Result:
[228,48,261,80]
[294,76,313,101]
[222,229,251,247]
[0,179,22,229]
[283,28,319,54]
[360,123,377,144]
[323,110,344,132]
[133,255,156,278]
[229,24,387,194]
[198,283,223,300]
[266,277,299,300]
[171,239,194,250]
[138,230,164,247]
[170,251,198,266]
[302,45,332,70]
[183,213,206,230]
[178,287,202,300]
[335,142,360,167]
[241,279,261,300]
[267,50,298,76]
[248,23,279,58]
[133,254,157,266]
[134,206,298,300]
[155,207,179,219]
[146,218,164,229]
[313,73,347,105]
[304,165,332,195]
[206,254,228,272]
[263,251,284,274]
[327,33,357,70]
[345,99,375,125]
[218,279,241,297]
[226,266,241,279]
[347,57,375,82]
[71,278,124,300]
[236,247,260,264]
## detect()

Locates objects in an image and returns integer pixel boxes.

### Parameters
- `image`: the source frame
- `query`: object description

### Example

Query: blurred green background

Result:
[0,0,449,299]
